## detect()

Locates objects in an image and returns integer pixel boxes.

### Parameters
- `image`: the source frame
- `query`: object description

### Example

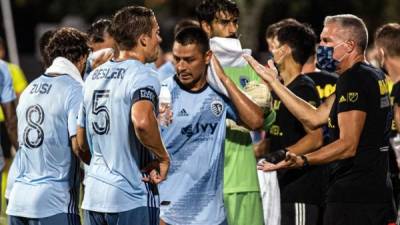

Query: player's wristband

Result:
[300,155,309,168]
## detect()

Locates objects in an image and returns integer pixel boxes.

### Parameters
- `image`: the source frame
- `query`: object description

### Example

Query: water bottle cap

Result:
[159,85,171,103]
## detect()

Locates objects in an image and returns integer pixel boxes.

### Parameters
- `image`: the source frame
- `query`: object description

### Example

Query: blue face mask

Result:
[316,45,339,72]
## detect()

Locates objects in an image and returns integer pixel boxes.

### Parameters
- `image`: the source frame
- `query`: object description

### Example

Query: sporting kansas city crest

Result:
[211,99,224,117]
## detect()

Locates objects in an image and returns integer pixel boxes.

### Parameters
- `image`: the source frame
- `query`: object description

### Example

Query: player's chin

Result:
[178,74,193,83]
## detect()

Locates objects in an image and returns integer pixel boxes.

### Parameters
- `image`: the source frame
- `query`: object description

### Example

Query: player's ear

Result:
[200,21,212,38]
[139,33,148,48]
[204,50,212,65]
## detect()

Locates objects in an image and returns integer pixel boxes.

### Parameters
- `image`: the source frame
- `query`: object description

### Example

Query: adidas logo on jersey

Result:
[177,108,189,117]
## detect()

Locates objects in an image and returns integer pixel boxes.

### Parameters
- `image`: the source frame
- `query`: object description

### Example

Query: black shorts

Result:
[323,202,397,225]
[281,202,320,225]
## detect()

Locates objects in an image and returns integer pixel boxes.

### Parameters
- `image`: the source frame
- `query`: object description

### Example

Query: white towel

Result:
[258,159,281,225]
[207,37,252,97]
[45,57,83,85]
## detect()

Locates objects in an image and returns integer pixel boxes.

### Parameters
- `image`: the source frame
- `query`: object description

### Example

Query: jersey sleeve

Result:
[336,73,367,113]
[130,69,161,110]
[392,82,400,106]
[66,84,83,137]
[0,62,16,103]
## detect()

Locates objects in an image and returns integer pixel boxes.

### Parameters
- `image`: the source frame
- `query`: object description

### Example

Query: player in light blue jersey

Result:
[158,27,264,225]
[0,58,18,209]
[5,29,54,202]
[6,27,89,225]
[76,6,170,225]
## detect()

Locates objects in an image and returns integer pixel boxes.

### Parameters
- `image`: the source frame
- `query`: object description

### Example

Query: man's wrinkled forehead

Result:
[320,22,346,43]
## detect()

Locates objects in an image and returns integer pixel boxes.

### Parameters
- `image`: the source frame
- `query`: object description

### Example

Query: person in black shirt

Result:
[375,23,400,215]
[259,23,324,225]
[246,14,396,225]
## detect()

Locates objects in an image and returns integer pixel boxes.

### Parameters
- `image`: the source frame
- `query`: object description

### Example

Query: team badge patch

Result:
[211,100,224,117]
[239,76,249,88]
[347,92,358,103]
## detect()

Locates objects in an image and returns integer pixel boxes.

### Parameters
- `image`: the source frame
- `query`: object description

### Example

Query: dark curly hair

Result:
[39,29,55,68]
[195,0,239,24]
[46,27,89,64]
[110,6,154,50]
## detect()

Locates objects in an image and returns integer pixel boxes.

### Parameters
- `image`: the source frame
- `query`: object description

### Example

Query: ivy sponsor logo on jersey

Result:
[210,99,224,117]
[181,122,218,138]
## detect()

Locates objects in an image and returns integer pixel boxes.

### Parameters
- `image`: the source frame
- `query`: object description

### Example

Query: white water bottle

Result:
[159,85,172,126]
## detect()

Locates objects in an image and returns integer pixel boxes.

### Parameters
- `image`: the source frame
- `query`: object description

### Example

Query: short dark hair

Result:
[88,18,112,43]
[265,18,301,40]
[174,27,210,54]
[196,0,239,24]
[46,27,89,64]
[110,6,155,50]
[174,19,200,36]
[375,23,400,57]
[276,23,317,66]
[39,29,55,68]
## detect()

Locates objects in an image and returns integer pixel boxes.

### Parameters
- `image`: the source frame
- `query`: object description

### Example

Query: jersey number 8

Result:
[23,104,45,148]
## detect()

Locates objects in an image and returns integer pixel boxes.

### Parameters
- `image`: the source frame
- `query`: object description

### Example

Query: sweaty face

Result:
[173,42,210,90]
[209,11,238,38]
[144,17,162,63]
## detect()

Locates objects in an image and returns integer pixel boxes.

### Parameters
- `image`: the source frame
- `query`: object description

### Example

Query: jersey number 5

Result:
[23,104,44,148]
[92,90,110,135]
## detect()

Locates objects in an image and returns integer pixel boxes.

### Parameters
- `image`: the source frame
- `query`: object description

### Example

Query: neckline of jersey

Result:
[173,75,209,94]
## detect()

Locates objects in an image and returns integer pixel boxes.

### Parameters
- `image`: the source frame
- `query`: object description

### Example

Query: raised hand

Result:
[92,50,114,70]
[210,53,228,83]
[243,55,279,85]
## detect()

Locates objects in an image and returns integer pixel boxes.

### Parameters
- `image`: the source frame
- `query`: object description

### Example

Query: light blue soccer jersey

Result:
[0,59,16,171]
[159,76,237,225]
[6,74,82,218]
[79,59,161,213]
[0,59,16,104]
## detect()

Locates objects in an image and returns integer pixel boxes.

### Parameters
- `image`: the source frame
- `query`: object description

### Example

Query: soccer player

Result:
[77,6,170,225]
[85,18,115,78]
[5,29,55,203]
[196,1,265,224]
[245,14,396,225]
[158,26,263,225]
[6,27,88,225]
[375,23,400,210]
[260,23,324,225]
